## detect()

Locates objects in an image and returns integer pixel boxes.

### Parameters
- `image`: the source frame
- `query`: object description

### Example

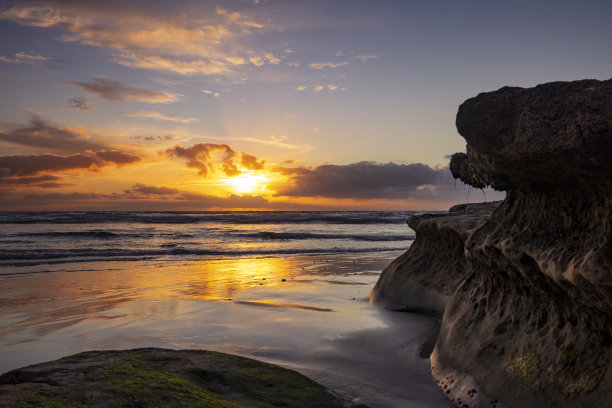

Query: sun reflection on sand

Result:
[0,254,397,375]
[0,256,315,342]
[180,257,299,300]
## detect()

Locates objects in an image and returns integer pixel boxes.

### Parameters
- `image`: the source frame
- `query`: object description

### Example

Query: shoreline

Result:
[0,252,451,408]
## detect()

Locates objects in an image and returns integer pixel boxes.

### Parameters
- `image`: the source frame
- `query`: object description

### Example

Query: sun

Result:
[223,172,269,195]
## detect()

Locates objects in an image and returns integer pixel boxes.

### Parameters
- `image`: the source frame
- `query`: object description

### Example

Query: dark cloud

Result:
[93,149,142,165]
[125,184,180,196]
[241,152,265,170]
[0,117,108,153]
[272,161,447,199]
[0,174,61,185]
[0,174,69,190]
[67,96,92,111]
[166,143,241,177]
[0,150,140,177]
[68,78,179,103]
[0,186,272,211]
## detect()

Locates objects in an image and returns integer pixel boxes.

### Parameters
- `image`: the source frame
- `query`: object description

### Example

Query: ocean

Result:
[0,211,415,271]
[0,211,451,408]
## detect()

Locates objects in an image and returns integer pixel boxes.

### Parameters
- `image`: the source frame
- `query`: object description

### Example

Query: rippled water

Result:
[0,211,419,271]
[0,211,450,408]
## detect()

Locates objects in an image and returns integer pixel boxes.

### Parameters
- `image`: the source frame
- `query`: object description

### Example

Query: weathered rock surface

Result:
[454,79,612,191]
[374,79,612,408]
[370,202,500,318]
[0,348,362,407]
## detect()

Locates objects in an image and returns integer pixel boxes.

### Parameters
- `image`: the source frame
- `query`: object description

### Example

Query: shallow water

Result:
[0,211,450,407]
[0,253,450,407]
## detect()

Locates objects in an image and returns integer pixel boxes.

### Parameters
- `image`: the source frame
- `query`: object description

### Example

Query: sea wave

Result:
[0,211,417,225]
[243,231,415,241]
[0,246,407,269]
[17,231,120,238]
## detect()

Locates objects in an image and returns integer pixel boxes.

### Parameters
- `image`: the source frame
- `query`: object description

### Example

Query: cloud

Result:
[0,117,108,153]
[314,85,324,92]
[0,187,272,211]
[0,150,140,177]
[0,174,66,189]
[15,51,49,61]
[166,143,239,177]
[309,62,348,70]
[124,183,180,196]
[354,54,380,62]
[241,153,265,170]
[294,85,306,91]
[0,51,50,64]
[249,56,265,67]
[202,89,221,98]
[264,52,281,65]
[68,78,180,103]
[165,142,269,178]
[215,6,263,29]
[132,134,175,142]
[270,161,507,204]
[327,84,338,90]
[67,96,92,111]
[0,2,269,77]
[272,161,449,199]
[113,53,239,76]
[233,135,312,151]
[124,110,198,124]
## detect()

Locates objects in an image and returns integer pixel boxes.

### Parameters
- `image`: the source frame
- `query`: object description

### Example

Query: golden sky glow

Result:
[2,1,609,210]
[223,172,270,195]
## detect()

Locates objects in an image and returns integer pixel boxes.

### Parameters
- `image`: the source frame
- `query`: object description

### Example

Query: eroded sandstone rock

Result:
[374,79,612,408]
[369,202,499,318]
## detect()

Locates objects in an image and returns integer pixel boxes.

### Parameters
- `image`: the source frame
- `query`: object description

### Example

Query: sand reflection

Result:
[0,256,358,345]
[181,257,300,301]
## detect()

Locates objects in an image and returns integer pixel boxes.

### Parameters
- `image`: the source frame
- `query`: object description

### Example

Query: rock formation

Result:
[0,348,362,407]
[372,79,612,408]
[370,202,499,318]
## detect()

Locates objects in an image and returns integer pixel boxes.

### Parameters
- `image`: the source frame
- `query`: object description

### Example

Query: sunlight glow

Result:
[223,172,269,195]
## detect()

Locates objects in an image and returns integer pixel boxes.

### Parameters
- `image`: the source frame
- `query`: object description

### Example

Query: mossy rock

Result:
[0,348,363,408]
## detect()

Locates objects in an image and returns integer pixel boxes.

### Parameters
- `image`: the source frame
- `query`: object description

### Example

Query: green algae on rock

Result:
[0,348,363,408]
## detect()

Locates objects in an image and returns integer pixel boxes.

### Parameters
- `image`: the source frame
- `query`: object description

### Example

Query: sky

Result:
[0,0,610,211]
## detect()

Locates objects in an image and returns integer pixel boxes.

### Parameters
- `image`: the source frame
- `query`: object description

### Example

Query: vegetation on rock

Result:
[0,348,359,408]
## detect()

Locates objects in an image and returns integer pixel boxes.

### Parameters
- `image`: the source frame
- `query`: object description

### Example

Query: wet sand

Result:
[0,253,451,408]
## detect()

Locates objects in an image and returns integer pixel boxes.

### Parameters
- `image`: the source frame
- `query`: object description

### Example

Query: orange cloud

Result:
[123,110,197,123]
[165,143,268,178]
[0,150,140,177]
[0,186,273,211]
[0,117,108,153]
[166,143,239,177]
[0,2,270,77]
[309,62,348,70]
[241,153,265,170]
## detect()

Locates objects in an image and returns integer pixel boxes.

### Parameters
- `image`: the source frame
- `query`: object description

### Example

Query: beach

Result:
[0,212,450,408]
